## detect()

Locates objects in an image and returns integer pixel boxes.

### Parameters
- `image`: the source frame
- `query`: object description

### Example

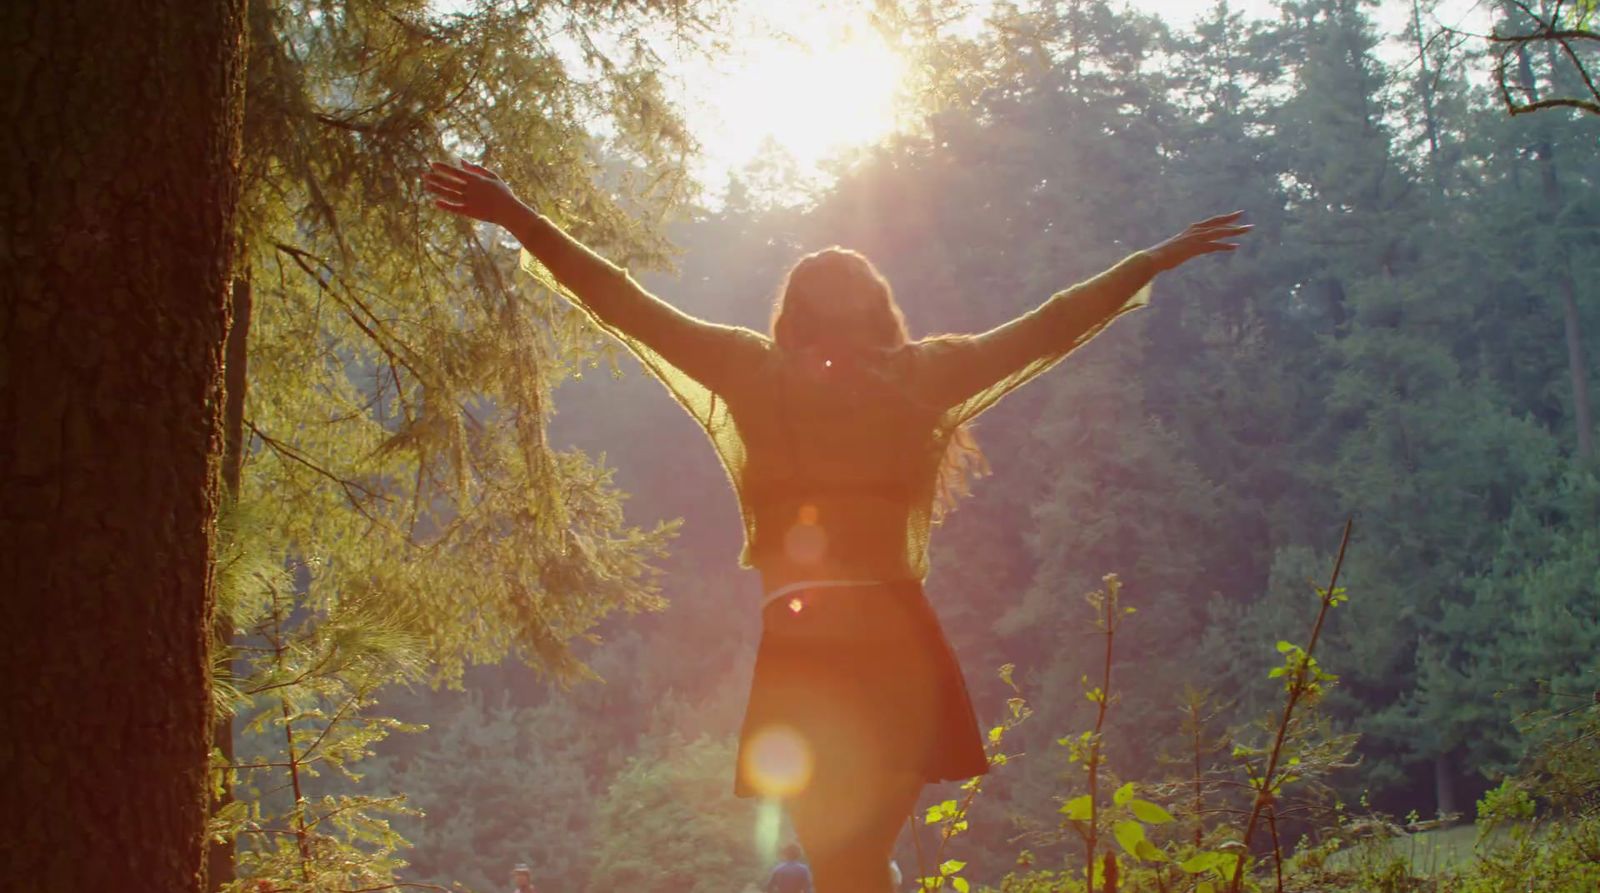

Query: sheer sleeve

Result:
[909,251,1156,424]
[519,248,769,431]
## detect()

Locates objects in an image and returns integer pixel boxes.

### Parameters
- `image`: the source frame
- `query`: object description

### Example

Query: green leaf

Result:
[1276,640,1295,653]
[1197,883,1215,893]
[1112,820,1147,857]
[1178,852,1226,874]
[988,725,1004,744]
[952,879,969,893]
[1135,839,1168,862]
[940,860,966,876]
[1128,798,1175,824]
[1060,794,1093,821]
[925,799,959,825]
[1113,782,1135,806]
[1218,851,1246,878]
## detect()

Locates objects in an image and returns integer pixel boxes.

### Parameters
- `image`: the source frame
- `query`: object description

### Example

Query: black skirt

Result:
[734,581,989,799]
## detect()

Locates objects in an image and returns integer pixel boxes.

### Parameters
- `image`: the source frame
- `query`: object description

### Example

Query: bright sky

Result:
[660,0,1494,198]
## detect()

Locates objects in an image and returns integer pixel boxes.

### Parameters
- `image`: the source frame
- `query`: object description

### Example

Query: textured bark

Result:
[222,273,253,501]
[208,271,252,892]
[0,0,247,890]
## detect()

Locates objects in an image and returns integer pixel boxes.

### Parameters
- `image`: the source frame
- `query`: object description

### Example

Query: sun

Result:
[678,10,910,186]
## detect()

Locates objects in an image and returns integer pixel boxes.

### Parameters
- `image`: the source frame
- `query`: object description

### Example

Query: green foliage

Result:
[996,576,1245,893]
[1451,697,1600,893]
[550,0,1595,879]
[585,735,762,893]
[209,525,428,892]
[237,0,714,693]
[202,0,1600,886]
[375,693,604,893]
[916,664,1033,893]
[212,0,725,886]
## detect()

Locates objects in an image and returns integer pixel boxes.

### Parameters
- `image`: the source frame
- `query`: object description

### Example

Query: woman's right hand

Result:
[423,159,526,228]
[1145,211,1252,272]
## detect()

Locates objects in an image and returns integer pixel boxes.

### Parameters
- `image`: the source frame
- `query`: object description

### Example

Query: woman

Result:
[424,160,1248,893]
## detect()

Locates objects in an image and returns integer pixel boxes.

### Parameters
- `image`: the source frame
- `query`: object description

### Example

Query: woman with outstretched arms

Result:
[425,159,1248,893]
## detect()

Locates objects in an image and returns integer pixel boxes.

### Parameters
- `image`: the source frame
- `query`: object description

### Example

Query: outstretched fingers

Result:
[422,175,463,198]
[423,163,467,193]
[461,160,502,181]
[1195,210,1246,229]
[423,164,475,217]
[427,160,472,181]
[1203,223,1253,239]
[1187,223,1252,252]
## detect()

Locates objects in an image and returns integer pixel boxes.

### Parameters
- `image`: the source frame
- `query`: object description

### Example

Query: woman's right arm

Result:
[424,160,765,390]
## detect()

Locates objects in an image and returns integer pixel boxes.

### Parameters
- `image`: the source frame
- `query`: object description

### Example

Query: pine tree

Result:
[378,694,603,892]
[209,1,725,886]
[586,735,763,893]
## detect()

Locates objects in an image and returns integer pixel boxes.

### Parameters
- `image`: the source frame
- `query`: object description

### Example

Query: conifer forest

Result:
[3,1,1598,891]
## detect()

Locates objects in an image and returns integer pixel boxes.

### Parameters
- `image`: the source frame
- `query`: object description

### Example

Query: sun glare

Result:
[680,10,909,186]
[741,725,813,798]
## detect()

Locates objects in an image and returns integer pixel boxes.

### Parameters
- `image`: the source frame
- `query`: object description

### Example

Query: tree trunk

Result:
[1434,753,1459,822]
[1559,277,1593,458]
[222,272,253,501]
[1410,0,1444,194]
[208,271,252,892]
[1514,37,1595,459]
[0,0,247,890]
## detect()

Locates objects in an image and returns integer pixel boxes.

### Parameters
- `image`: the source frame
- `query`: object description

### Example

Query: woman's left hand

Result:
[423,159,525,228]
[1145,211,1252,272]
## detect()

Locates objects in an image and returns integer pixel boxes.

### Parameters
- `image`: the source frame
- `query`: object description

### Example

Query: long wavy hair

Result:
[770,247,988,518]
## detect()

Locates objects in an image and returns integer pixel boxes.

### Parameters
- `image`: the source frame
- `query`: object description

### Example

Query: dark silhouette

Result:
[767,843,814,893]
[4,0,246,889]
[424,158,1246,893]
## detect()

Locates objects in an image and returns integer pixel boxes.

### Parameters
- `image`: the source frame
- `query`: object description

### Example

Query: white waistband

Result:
[763,579,891,606]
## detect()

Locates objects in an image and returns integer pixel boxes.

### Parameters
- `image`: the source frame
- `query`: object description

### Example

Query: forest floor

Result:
[1325,823,1485,877]
[1379,824,1480,875]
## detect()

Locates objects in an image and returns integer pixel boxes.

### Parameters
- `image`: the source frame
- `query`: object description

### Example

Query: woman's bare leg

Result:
[790,770,924,893]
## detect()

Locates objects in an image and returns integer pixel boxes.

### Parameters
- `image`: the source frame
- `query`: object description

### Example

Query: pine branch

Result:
[1506,95,1600,115]
[246,419,389,519]
[1488,27,1600,43]
[270,240,429,388]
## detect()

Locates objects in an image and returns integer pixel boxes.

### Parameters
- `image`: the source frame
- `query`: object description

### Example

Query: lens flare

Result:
[741,725,813,798]
[784,504,827,564]
[754,797,784,862]
[783,524,828,564]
